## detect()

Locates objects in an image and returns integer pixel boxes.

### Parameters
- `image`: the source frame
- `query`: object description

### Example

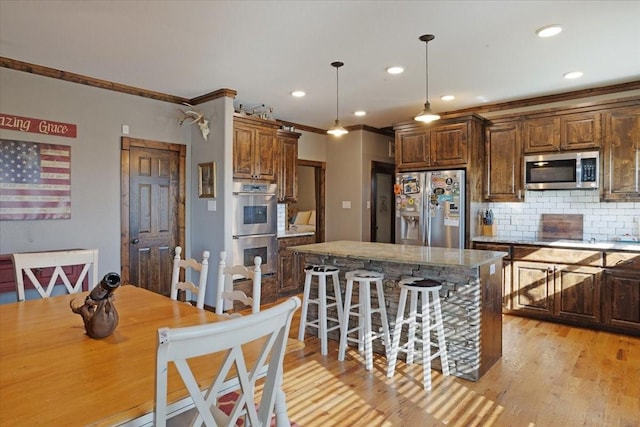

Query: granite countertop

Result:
[289,240,507,268]
[277,230,315,238]
[472,236,640,252]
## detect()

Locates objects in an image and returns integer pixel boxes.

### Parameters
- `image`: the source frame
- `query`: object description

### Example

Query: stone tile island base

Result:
[293,241,505,382]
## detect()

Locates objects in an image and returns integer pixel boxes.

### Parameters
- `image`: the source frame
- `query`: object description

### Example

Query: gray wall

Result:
[0,68,191,276]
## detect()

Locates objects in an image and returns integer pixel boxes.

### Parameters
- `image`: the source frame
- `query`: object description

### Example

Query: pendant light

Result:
[414,34,440,123]
[327,61,348,136]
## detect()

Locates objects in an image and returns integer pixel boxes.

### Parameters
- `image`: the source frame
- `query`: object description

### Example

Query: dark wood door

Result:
[485,122,523,202]
[121,138,185,296]
[430,122,468,166]
[602,107,640,201]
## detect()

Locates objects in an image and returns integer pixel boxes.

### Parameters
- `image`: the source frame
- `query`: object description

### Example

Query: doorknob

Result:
[131,238,139,244]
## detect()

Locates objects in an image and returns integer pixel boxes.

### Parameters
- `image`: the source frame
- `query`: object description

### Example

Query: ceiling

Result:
[1,1,639,131]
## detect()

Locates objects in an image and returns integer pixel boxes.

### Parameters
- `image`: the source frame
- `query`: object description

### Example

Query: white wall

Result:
[0,68,191,275]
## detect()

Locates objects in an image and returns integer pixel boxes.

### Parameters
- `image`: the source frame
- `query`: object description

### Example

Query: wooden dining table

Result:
[0,285,302,426]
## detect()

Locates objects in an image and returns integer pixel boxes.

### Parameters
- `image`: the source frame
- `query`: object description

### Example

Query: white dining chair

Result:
[215,251,262,316]
[155,296,301,427]
[12,249,99,302]
[170,246,210,310]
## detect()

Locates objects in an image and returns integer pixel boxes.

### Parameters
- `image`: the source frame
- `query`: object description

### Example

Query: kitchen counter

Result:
[472,236,640,252]
[290,240,505,381]
[289,240,507,268]
[277,230,315,239]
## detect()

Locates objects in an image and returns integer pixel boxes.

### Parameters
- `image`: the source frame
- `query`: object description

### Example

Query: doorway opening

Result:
[294,160,325,242]
[370,161,395,243]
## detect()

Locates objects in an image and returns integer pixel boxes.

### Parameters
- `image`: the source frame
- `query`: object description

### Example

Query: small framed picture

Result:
[198,162,216,198]
[389,141,396,158]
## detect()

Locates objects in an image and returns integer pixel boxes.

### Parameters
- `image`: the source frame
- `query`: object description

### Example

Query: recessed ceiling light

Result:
[386,66,404,75]
[563,71,583,80]
[291,90,306,97]
[536,24,562,38]
[354,111,366,117]
[440,95,455,101]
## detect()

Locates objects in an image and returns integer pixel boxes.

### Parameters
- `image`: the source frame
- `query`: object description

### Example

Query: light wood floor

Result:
[273,296,640,427]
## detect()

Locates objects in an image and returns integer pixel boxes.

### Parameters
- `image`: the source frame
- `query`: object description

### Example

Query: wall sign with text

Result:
[0,113,77,138]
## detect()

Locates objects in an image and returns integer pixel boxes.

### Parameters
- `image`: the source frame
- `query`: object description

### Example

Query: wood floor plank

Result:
[255,297,640,426]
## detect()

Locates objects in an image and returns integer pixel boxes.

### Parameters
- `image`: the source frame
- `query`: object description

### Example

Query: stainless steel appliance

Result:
[395,170,465,248]
[232,180,277,274]
[524,150,599,190]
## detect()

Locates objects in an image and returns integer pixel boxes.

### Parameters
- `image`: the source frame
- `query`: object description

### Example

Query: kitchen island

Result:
[289,240,507,381]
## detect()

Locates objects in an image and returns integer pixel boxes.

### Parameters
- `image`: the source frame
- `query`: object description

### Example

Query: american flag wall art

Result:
[0,139,71,220]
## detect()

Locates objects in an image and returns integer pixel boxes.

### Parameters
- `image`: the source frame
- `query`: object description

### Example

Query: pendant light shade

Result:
[327,61,348,136]
[414,34,440,123]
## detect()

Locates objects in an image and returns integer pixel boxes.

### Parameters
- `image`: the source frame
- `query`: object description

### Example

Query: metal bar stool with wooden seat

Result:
[297,264,344,356]
[386,277,450,390]
[338,270,390,371]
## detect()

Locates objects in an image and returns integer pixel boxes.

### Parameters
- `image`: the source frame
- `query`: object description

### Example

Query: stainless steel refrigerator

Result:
[394,170,465,248]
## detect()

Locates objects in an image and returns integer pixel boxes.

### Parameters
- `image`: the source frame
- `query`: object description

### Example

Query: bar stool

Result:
[338,270,390,371]
[297,265,343,356]
[386,277,450,391]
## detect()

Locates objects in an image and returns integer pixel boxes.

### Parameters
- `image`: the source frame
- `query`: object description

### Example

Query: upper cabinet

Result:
[485,121,523,202]
[602,106,640,201]
[395,114,485,171]
[277,130,300,202]
[523,116,560,153]
[430,122,468,166]
[233,115,279,181]
[560,111,602,150]
[396,128,430,169]
[523,111,602,154]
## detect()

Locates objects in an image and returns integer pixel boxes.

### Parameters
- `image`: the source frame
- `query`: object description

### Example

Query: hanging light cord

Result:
[424,40,429,103]
[335,65,340,120]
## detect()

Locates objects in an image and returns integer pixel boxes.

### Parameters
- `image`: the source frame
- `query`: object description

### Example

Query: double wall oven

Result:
[232,180,277,275]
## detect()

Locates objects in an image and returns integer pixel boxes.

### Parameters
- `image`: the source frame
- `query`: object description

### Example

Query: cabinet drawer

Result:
[512,246,602,266]
[473,243,511,259]
[605,251,640,270]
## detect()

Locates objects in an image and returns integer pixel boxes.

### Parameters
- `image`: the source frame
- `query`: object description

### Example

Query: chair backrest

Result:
[170,246,210,309]
[155,296,301,427]
[215,251,262,316]
[12,249,99,302]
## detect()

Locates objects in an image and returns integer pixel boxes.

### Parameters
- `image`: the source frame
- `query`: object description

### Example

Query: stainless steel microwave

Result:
[524,151,599,190]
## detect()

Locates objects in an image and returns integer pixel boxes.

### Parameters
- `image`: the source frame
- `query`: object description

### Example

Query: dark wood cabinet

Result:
[395,114,485,171]
[602,106,640,201]
[277,234,316,297]
[511,261,601,324]
[602,251,640,333]
[522,116,560,153]
[522,111,602,154]
[484,122,523,202]
[511,246,603,323]
[233,115,279,181]
[430,122,468,166]
[499,243,640,335]
[277,130,299,202]
[472,242,512,309]
[395,128,429,169]
[560,111,602,150]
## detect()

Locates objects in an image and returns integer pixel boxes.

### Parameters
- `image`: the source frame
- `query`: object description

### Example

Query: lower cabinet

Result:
[277,234,316,297]
[512,261,602,324]
[602,252,640,333]
[472,242,511,310]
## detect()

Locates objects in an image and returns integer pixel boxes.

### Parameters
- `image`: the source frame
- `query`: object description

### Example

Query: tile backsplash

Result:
[472,190,640,242]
